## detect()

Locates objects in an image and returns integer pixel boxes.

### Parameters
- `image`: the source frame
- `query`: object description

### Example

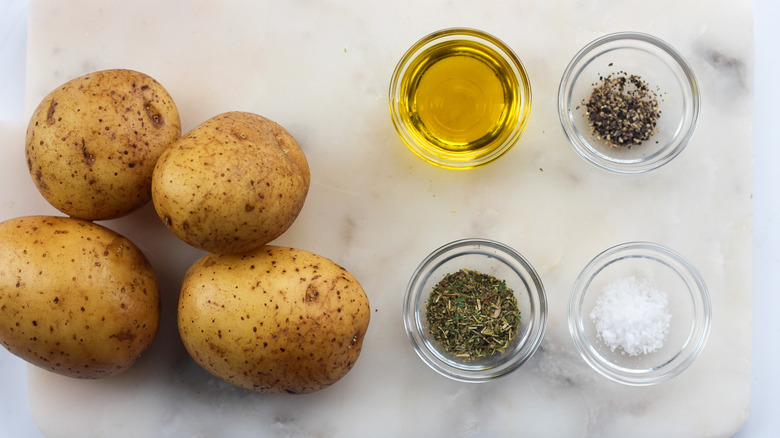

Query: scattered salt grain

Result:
[589,276,671,356]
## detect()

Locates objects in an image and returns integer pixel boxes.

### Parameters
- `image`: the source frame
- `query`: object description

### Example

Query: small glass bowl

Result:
[403,238,547,382]
[568,242,711,386]
[558,32,700,174]
[389,28,532,170]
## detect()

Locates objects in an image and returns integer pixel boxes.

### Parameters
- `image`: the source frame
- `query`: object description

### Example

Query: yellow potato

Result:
[151,111,310,254]
[178,246,370,394]
[26,69,181,220]
[0,216,160,378]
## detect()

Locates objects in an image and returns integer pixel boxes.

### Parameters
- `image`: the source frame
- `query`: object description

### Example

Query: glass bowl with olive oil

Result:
[403,238,547,382]
[389,28,532,170]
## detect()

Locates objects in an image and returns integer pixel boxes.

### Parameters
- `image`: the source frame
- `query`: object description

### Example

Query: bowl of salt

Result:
[568,241,711,385]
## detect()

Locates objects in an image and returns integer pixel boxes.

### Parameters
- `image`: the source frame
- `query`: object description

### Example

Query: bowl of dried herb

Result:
[568,242,711,386]
[558,32,700,174]
[403,238,547,382]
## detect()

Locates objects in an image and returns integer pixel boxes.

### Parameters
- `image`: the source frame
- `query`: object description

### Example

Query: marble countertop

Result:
[1,0,778,436]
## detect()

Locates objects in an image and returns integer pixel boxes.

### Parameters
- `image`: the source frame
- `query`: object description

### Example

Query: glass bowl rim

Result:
[568,241,712,386]
[557,31,701,174]
[402,237,547,382]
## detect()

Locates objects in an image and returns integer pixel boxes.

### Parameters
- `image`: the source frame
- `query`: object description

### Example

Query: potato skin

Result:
[25,69,181,220]
[178,246,370,394]
[0,216,160,378]
[151,112,310,254]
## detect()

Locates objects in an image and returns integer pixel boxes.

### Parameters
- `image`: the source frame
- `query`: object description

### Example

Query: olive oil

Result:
[391,33,531,169]
[414,53,507,147]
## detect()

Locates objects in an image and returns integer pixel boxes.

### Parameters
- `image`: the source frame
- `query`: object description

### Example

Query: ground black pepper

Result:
[583,71,661,148]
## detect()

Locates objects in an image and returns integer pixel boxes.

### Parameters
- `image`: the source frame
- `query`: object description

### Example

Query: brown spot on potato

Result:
[208,342,226,356]
[304,285,320,303]
[34,170,48,191]
[110,331,135,341]
[46,100,58,125]
[145,103,163,127]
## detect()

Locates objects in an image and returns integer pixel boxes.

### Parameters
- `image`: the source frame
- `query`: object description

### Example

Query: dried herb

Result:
[583,71,661,148]
[425,269,521,360]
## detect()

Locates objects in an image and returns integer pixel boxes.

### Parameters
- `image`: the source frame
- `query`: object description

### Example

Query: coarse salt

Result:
[589,276,671,356]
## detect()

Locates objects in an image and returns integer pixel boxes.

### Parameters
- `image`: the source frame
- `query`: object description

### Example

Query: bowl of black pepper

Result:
[558,32,700,173]
[568,242,711,385]
[403,238,547,382]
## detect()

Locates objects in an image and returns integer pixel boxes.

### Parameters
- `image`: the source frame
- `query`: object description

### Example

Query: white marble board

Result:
[7,0,753,436]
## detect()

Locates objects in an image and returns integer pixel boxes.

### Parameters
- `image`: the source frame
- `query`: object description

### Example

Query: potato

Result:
[26,69,181,220]
[178,246,370,394]
[0,216,160,378]
[151,111,310,254]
